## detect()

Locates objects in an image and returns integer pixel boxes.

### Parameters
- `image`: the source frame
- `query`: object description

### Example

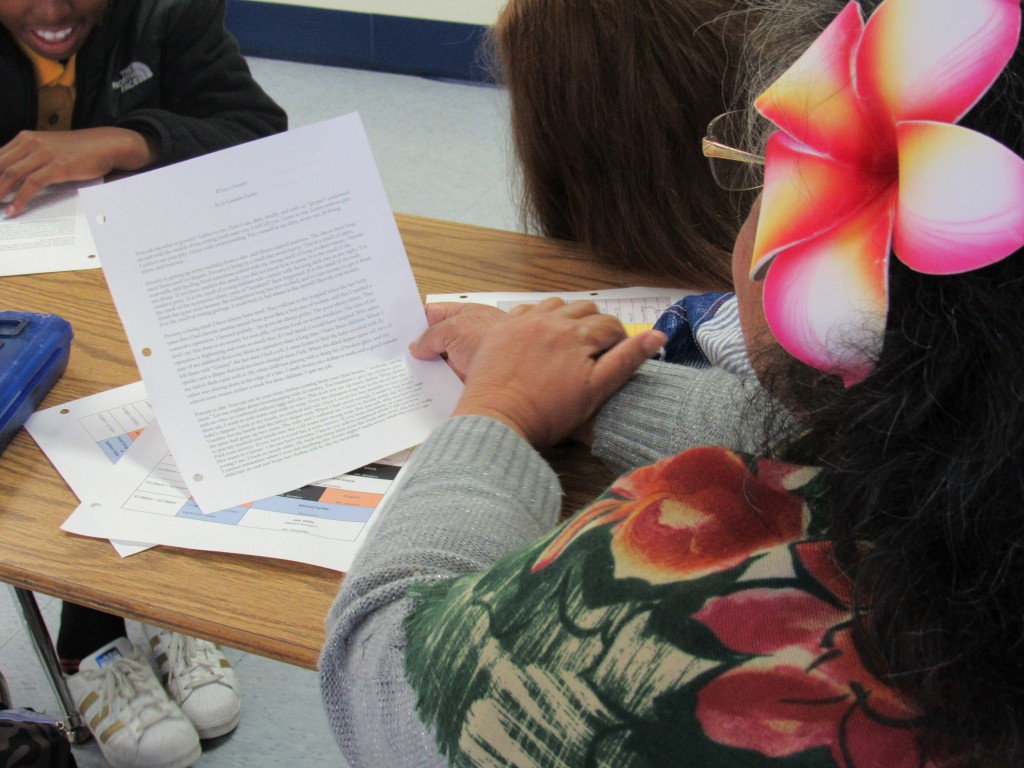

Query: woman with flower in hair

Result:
[320,0,1024,765]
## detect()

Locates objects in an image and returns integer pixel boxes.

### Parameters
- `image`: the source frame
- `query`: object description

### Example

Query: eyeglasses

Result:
[702,111,766,191]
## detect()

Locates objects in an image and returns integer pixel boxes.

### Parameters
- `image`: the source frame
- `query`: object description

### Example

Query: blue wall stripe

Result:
[225,1,493,82]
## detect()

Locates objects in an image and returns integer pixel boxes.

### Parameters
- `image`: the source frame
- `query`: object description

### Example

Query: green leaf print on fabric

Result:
[403,446,935,768]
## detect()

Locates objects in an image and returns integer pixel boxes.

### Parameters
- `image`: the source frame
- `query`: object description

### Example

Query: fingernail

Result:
[643,331,667,356]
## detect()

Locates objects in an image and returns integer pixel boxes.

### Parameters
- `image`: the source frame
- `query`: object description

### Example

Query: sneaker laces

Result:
[165,633,229,693]
[79,653,182,735]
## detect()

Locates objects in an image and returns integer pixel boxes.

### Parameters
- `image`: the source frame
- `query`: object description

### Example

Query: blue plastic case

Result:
[0,311,73,454]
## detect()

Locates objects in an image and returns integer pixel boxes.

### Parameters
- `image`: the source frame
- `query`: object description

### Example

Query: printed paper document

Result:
[60,419,412,571]
[79,114,462,513]
[28,382,413,571]
[0,180,101,276]
[25,381,154,556]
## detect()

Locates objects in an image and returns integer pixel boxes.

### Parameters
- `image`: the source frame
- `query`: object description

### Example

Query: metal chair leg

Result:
[0,667,10,710]
[9,586,90,743]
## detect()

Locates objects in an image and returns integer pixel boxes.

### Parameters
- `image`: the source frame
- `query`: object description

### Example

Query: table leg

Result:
[9,586,90,743]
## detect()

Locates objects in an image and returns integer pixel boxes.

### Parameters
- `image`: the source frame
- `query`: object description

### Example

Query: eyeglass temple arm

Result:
[701,138,766,165]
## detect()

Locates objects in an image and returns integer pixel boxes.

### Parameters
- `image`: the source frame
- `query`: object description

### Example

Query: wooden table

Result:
[0,213,666,686]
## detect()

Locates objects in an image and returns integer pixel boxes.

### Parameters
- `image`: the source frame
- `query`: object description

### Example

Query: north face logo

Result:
[112,62,153,92]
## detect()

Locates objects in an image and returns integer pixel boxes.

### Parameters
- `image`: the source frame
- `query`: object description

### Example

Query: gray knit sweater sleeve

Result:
[592,360,788,475]
[319,363,790,766]
[319,415,562,768]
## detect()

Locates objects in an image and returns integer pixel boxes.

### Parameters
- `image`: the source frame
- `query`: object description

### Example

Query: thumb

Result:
[423,301,472,326]
[408,323,452,360]
[409,303,468,359]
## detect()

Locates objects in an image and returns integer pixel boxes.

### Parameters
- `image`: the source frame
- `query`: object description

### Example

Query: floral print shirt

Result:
[403,446,936,768]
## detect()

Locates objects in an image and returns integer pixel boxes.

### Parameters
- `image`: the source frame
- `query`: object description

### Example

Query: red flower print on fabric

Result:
[694,542,933,767]
[533,447,812,584]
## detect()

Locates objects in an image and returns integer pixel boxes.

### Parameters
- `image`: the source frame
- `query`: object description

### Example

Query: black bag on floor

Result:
[0,709,76,768]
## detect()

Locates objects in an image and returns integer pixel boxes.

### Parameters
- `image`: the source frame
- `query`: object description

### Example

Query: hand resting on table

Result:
[410,298,665,448]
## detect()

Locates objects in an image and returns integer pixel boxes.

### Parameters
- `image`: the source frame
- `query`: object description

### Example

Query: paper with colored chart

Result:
[26,382,154,555]
[28,383,412,570]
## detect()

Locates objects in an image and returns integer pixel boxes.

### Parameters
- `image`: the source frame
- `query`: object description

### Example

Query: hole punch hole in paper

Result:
[141,348,152,357]
[193,474,203,482]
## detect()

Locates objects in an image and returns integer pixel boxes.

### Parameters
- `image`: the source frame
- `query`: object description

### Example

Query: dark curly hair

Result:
[744,1,1024,764]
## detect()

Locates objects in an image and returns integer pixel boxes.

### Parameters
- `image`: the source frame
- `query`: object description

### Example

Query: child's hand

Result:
[0,128,157,217]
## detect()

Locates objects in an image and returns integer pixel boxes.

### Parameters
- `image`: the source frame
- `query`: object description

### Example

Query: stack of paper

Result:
[31,114,463,572]
[23,114,687,572]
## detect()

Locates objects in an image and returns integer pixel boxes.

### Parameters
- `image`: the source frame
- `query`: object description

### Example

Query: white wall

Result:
[244,0,504,26]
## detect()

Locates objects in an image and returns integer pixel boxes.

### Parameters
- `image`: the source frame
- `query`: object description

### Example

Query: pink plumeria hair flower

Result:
[750,0,1024,385]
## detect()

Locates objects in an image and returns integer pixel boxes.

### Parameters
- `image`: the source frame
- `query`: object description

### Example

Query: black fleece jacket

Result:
[0,0,287,165]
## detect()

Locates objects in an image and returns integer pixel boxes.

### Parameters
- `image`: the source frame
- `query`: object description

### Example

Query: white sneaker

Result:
[144,627,242,739]
[67,637,201,768]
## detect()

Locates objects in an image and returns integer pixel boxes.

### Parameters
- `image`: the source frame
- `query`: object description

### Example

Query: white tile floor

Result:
[247,56,522,233]
[0,56,522,768]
